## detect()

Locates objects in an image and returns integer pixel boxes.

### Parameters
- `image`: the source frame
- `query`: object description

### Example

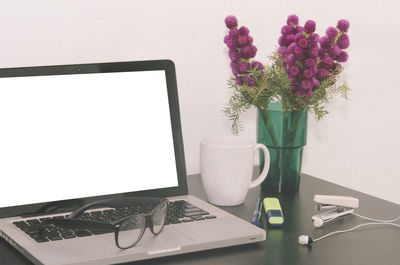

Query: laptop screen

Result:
[0,69,179,209]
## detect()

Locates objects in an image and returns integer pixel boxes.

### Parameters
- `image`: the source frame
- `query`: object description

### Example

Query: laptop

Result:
[0,60,265,265]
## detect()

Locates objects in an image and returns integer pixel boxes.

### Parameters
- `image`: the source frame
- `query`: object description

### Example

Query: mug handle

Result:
[249,144,270,189]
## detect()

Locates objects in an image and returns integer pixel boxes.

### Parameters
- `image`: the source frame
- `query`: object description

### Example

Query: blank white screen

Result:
[0,70,178,208]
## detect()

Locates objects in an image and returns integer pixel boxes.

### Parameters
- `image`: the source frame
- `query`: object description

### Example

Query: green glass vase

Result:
[257,102,308,194]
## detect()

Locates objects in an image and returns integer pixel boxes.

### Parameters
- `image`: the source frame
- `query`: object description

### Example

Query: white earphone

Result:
[312,217,324,228]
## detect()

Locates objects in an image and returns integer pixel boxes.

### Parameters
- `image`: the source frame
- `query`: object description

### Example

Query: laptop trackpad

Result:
[105,227,194,255]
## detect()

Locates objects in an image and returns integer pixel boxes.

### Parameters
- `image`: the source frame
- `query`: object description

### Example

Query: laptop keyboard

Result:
[12,200,216,243]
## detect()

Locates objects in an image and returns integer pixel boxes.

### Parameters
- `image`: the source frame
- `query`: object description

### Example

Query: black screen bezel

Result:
[0,60,188,218]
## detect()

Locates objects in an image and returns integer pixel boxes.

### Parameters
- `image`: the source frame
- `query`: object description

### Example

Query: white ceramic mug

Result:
[200,136,270,206]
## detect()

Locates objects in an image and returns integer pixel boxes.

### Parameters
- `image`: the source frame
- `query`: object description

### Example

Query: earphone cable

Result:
[352,213,400,223]
[313,222,400,242]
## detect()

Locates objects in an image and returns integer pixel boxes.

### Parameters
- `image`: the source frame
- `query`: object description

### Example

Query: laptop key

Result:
[61,233,76,239]
[26,219,41,226]
[205,215,217,219]
[28,231,42,238]
[90,211,103,216]
[42,231,60,238]
[181,219,193,222]
[184,207,204,213]
[32,236,49,243]
[13,221,29,229]
[75,230,92,237]
[47,234,63,241]
[191,216,205,221]
[90,229,111,235]
[183,211,209,217]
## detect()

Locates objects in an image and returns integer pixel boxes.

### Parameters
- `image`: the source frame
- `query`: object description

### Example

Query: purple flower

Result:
[250,45,257,57]
[293,46,304,58]
[328,45,342,58]
[298,38,309,49]
[303,69,314,79]
[310,33,320,44]
[312,77,320,88]
[287,14,299,25]
[281,25,293,35]
[288,74,296,81]
[337,19,350,32]
[296,26,304,33]
[228,50,241,62]
[229,28,239,38]
[235,77,244,86]
[286,34,295,44]
[239,62,250,73]
[244,76,256,87]
[226,39,238,49]
[301,80,312,90]
[225,15,238,29]
[294,32,303,41]
[251,61,264,70]
[278,46,286,55]
[278,36,286,46]
[238,35,248,47]
[305,58,315,68]
[318,68,329,79]
[285,54,296,65]
[230,62,240,75]
[319,36,331,48]
[239,26,249,35]
[326,27,338,40]
[223,35,231,44]
[322,55,334,68]
[247,35,253,45]
[336,51,348,62]
[312,65,318,74]
[289,65,300,76]
[308,47,319,58]
[287,42,297,52]
[306,89,313,97]
[304,20,316,33]
[337,34,350,49]
[240,45,252,58]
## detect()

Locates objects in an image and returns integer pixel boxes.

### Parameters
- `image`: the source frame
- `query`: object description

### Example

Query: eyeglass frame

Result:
[42,197,169,249]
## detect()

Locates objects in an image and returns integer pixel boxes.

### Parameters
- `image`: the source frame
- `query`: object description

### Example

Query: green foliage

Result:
[224,52,350,134]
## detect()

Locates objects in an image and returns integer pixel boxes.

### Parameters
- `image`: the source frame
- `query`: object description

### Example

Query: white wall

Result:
[1,0,399,204]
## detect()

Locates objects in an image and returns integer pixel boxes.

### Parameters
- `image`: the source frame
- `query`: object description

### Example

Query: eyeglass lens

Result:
[117,215,146,249]
[152,201,168,234]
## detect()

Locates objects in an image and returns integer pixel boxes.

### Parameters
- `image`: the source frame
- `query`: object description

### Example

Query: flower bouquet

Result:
[223,14,350,134]
[223,14,350,193]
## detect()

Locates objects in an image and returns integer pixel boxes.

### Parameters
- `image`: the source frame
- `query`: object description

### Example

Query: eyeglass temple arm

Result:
[69,197,164,219]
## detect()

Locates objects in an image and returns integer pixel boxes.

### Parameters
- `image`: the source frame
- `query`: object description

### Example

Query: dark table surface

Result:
[1,174,399,265]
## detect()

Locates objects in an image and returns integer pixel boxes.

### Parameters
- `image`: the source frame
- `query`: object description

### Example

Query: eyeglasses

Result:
[43,197,168,249]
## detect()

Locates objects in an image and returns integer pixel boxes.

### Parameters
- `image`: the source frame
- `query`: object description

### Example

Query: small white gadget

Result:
[312,195,359,228]
[298,195,400,246]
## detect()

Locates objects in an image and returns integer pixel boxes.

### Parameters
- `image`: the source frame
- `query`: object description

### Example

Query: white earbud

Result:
[298,235,313,245]
[313,217,324,228]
